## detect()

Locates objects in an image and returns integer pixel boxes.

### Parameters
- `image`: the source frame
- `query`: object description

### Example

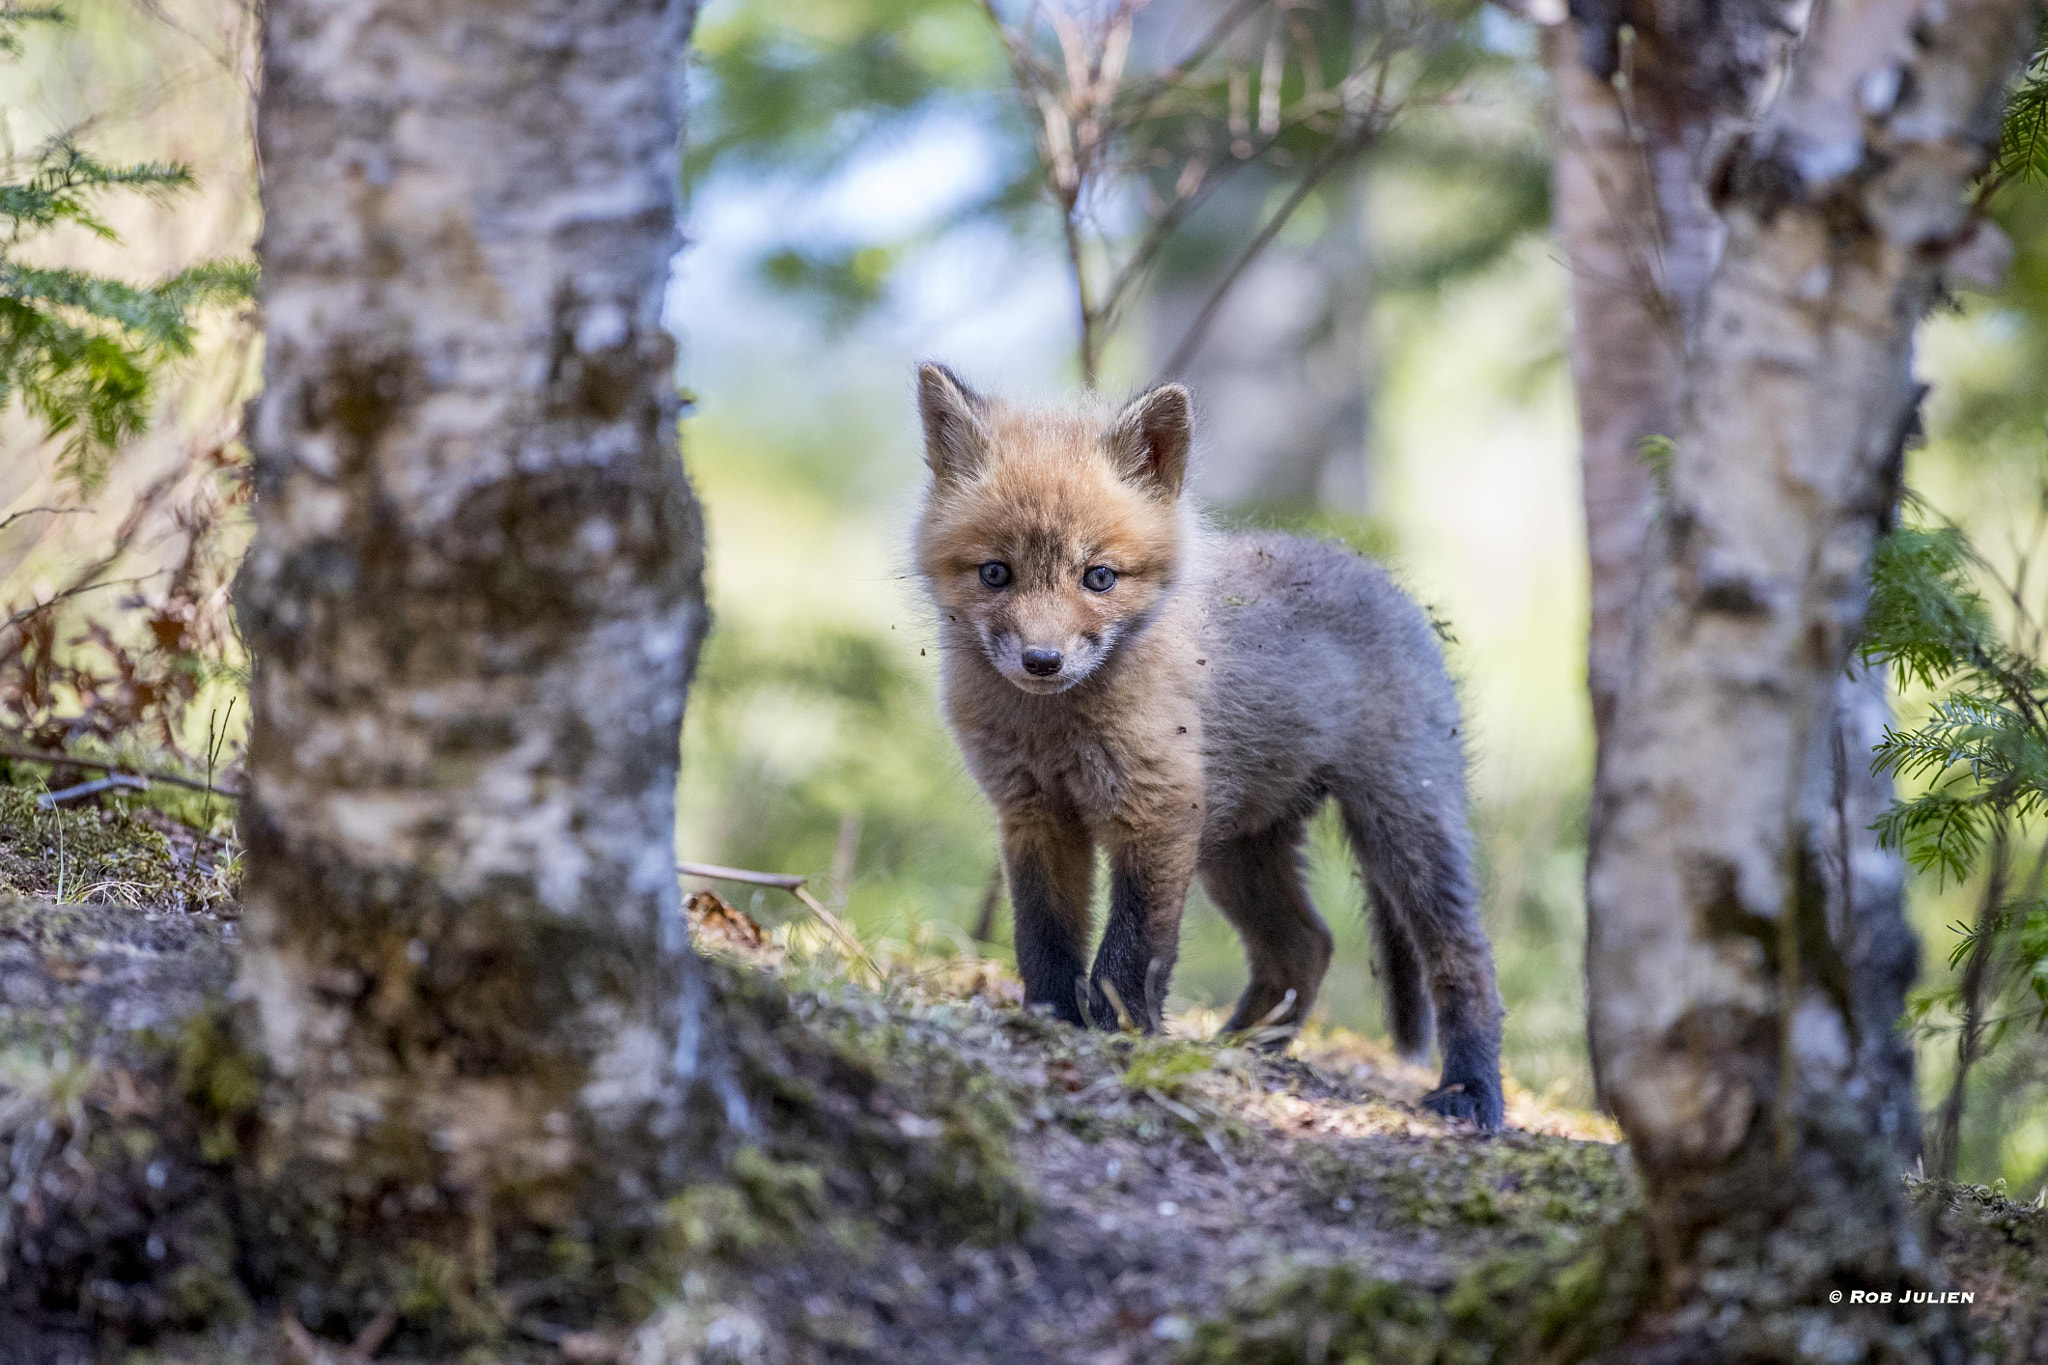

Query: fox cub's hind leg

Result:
[1338,788,1505,1132]
[1002,803,1096,1027]
[1199,820,1335,1039]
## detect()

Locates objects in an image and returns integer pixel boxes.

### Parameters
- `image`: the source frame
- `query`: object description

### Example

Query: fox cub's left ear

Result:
[1109,383,1193,498]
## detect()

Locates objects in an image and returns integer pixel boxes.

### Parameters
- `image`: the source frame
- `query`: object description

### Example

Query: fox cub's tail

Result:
[1335,782,1490,1069]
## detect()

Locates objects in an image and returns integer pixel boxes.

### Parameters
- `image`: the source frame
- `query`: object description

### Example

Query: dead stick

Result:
[679,860,877,973]
[0,571,166,638]
[678,859,805,889]
[0,744,244,798]
[38,773,150,808]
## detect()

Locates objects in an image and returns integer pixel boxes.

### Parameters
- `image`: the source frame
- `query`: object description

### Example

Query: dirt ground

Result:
[1,787,2044,1364]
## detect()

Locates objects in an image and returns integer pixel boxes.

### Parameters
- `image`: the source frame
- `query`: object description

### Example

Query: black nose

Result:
[1021,648,1063,677]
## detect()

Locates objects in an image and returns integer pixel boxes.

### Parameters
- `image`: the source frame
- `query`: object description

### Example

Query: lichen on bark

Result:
[226,0,730,1339]
[1573,0,2041,1355]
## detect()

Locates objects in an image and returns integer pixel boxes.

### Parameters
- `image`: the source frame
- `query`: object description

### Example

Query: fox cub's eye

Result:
[979,561,1013,589]
[1082,565,1117,593]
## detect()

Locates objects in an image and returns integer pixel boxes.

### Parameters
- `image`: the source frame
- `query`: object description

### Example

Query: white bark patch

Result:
[1791,994,1855,1078]
[237,0,714,1222]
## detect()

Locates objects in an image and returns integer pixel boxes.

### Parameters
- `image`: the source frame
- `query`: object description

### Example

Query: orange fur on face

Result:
[916,401,1183,694]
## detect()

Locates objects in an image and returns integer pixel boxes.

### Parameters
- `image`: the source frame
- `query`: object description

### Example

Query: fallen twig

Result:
[0,743,245,799]
[677,858,805,890]
[37,773,150,808]
[679,859,877,975]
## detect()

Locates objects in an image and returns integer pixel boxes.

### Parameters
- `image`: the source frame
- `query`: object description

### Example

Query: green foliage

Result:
[1635,433,1673,496]
[1865,525,1998,690]
[1865,500,2048,1129]
[0,12,252,491]
[0,6,63,54]
[687,0,1006,179]
[1864,517,2047,885]
[1999,38,2048,186]
[687,0,1033,318]
[680,614,998,941]
[688,0,1545,337]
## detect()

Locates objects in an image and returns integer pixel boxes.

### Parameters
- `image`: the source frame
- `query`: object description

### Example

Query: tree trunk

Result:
[1547,14,1727,747]
[1550,2,1924,1165]
[1581,0,2033,1355]
[234,0,726,1328]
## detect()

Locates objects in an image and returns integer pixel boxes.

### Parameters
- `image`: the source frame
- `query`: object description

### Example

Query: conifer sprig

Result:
[1999,44,2048,185]
[0,12,252,492]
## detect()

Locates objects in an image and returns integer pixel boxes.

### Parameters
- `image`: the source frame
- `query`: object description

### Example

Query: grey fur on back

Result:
[1192,530,1481,1060]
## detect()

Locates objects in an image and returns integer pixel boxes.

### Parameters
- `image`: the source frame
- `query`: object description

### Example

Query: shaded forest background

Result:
[3,0,2048,1190]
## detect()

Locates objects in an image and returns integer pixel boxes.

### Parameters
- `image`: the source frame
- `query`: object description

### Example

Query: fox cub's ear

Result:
[1109,383,1193,498]
[917,362,993,483]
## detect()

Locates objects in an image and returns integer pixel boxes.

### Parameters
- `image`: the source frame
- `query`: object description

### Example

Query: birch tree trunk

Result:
[233,0,725,1328]
[1551,1,1925,1164]
[1548,12,1733,747]
[1579,0,2034,1353]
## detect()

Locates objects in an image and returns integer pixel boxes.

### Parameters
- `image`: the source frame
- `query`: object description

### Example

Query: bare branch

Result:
[1154,104,1384,380]
[0,570,166,640]
[984,0,1452,385]
[0,504,85,536]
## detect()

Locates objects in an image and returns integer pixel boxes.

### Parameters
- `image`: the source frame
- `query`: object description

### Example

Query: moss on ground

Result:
[0,879,1034,1358]
[1288,1129,1629,1236]
[3,806,2043,1363]
[0,784,234,912]
[1180,1209,1652,1365]
[1183,1174,2048,1365]
[1912,1177,2048,1361]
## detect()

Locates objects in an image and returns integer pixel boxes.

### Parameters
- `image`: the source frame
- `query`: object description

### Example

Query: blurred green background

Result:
[676,0,1597,1112]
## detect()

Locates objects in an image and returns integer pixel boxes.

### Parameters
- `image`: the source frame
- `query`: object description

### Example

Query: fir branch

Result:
[1999,46,2048,185]
[0,7,64,58]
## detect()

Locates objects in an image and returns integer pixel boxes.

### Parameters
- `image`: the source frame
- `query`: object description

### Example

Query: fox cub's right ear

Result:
[917,362,993,483]
[1110,383,1193,498]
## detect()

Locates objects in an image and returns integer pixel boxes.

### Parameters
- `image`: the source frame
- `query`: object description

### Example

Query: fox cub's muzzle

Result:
[978,612,1115,694]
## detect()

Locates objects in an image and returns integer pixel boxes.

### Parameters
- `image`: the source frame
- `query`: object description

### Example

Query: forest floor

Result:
[1,787,2045,1364]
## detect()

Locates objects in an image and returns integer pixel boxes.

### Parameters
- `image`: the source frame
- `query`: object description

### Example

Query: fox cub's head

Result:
[913,363,1191,695]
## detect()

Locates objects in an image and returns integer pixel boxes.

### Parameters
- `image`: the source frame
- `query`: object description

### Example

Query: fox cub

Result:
[912,364,1505,1130]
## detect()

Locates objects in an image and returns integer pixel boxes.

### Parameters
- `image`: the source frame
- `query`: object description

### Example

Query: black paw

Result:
[1421,1074,1504,1133]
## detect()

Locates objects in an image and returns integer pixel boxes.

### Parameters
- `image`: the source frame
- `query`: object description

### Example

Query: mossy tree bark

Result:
[1548,0,1925,1166]
[1570,0,2037,1356]
[233,0,729,1330]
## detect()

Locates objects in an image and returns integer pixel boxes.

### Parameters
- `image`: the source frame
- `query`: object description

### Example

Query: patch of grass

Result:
[0,783,234,912]
[1121,1037,1216,1096]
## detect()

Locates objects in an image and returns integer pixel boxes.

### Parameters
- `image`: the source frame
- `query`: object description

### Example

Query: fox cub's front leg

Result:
[1001,803,1096,1026]
[1090,802,1201,1032]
